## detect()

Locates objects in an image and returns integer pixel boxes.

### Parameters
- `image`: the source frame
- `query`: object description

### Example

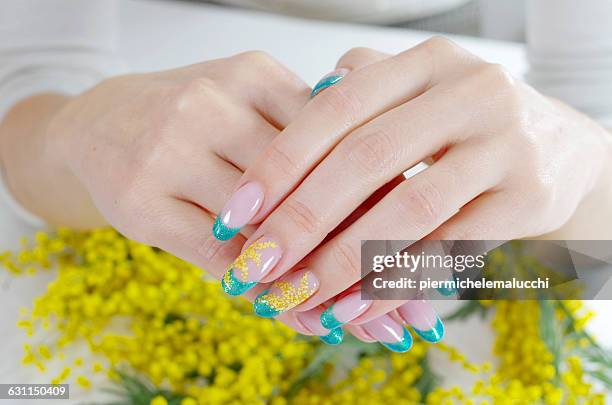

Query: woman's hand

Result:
[0,51,311,284]
[214,38,612,347]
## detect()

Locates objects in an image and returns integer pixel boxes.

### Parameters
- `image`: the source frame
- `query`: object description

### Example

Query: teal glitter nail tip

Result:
[253,290,281,318]
[320,305,343,330]
[311,75,345,97]
[436,285,457,296]
[381,327,413,353]
[319,327,344,345]
[412,317,445,343]
[212,215,240,241]
[221,269,257,296]
[436,276,458,296]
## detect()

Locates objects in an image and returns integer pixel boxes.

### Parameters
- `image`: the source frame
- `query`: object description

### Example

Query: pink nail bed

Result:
[220,181,264,228]
[241,237,282,283]
[213,181,264,241]
[363,314,413,352]
[397,300,439,331]
[362,314,405,344]
[331,291,371,324]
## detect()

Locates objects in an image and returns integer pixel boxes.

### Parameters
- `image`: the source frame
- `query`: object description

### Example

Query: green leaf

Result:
[539,300,562,383]
[442,301,490,322]
[413,353,441,399]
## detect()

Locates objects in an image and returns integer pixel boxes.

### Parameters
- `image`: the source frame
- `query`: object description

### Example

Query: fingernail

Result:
[253,269,319,318]
[213,182,264,241]
[297,309,344,345]
[319,328,344,345]
[362,314,413,353]
[436,275,458,296]
[221,236,282,296]
[397,300,445,343]
[320,291,371,329]
[311,68,349,97]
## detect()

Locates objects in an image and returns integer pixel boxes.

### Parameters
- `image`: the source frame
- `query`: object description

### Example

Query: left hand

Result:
[215,38,612,342]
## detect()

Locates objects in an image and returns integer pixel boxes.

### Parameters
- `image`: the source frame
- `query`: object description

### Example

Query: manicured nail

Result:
[436,275,458,296]
[320,291,371,329]
[362,314,413,353]
[253,269,319,318]
[213,182,264,241]
[297,309,344,345]
[397,300,445,343]
[311,68,349,97]
[319,328,344,345]
[221,236,282,296]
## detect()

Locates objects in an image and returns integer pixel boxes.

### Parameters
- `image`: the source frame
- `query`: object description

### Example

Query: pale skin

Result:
[1,39,611,342]
[224,38,612,336]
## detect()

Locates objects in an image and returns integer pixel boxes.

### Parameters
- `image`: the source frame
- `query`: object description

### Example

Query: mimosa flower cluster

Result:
[1,229,609,404]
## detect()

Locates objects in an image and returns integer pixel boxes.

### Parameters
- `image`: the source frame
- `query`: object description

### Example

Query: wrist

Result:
[0,93,105,228]
[548,128,612,239]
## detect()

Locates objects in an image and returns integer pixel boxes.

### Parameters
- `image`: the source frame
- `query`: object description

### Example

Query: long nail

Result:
[320,291,371,329]
[221,236,282,296]
[362,314,413,353]
[397,300,445,343]
[311,68,349,97]
[253,269,319,318]
[297,309,344,345]
[213,182,264,241]
[436,275,458,296]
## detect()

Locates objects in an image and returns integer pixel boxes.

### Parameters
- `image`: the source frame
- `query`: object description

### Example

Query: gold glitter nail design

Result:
[253,271,319,318]
[221,237,282,297]
[232,240,278,282]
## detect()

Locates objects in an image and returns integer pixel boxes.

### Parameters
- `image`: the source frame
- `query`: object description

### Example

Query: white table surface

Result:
[1,0,610,403]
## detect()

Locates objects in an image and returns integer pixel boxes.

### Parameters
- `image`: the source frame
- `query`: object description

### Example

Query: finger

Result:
[227,51,311,128]
[247,140,500,314]
[396,300,445,343]
[284,289,371,345]
[361,313,413,353]
[294,306,345,345]
[311,48,390,97]
[245,81,486,285]
[348,301,444,346]
[174,154,243,215]
[427,190,526,240]
[318,290,372,329]
[345,324,376,343]
[215,115,279,172]
[143,198,245,279]
[332,198,517,327]
[136,199,314,335]
[231,37,479,230]
[335,47,390,71]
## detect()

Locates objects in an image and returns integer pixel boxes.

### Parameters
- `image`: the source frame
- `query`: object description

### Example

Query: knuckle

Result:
[423,35,461,55]
[330,239,361,280]
[263,142,301,177]
[278,196,322,236]
[530,177,556,209]
[110,177,159,244]
[197,232,236,266]
[337,47,377,67]
[397,178,446,232]
[315,84,363,130]
[341,127,400,178]
[173,77,219,112]
[480,63,517,90]
[235,50,279,70]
